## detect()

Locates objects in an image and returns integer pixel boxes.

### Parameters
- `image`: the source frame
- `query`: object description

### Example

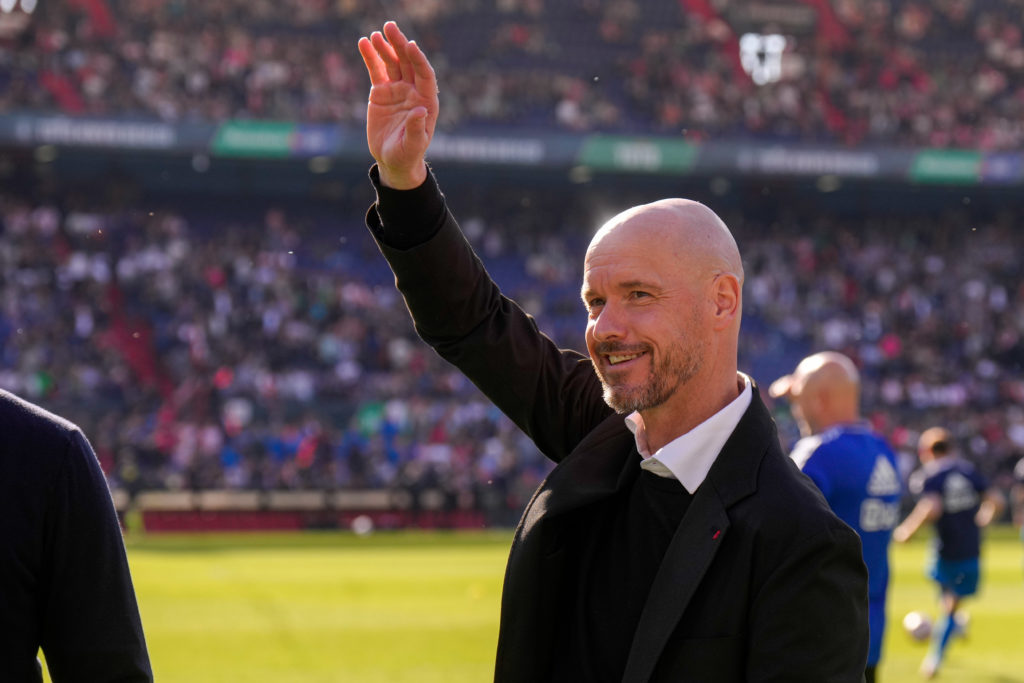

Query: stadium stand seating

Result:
[1,177,1021,524]
[1,0,1022,526]
[2,0,1021,146]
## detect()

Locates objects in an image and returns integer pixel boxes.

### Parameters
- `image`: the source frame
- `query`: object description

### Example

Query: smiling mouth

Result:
[607,351,645,366]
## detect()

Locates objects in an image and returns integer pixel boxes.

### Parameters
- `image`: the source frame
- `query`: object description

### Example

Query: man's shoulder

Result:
[789,434,824,469]
[925,457,974,482]
[710,390,830,513]
[817,424,892,457]
[0,391,93,512]
[759,445,833,504]
[912,458,965,493]
[0,389,81,456]
[746,445,852,536]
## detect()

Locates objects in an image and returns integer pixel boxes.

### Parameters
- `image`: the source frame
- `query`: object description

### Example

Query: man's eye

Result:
[588,298,605,309]
[630,291,650,299]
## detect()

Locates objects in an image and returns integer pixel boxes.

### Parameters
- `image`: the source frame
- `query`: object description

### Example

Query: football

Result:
[903,611,933,642]
[351,514,376,536]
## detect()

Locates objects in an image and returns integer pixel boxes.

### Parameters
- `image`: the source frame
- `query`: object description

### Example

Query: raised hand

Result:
[358,22,439,190]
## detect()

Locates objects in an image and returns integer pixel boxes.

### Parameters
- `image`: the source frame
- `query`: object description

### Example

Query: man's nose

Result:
[591,303,625,341]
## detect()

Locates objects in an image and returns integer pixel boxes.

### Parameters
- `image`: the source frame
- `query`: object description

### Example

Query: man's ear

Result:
[710,272,741,330]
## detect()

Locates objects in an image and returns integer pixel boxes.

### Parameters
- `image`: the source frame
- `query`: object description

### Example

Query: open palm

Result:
[358,22,438,189]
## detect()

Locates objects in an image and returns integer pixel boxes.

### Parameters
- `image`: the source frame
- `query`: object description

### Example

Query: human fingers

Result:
[357,36,388,85]
[383,21,415,83]
[406,41,438,98]
[370,30,403,82]
[403,105,430,151]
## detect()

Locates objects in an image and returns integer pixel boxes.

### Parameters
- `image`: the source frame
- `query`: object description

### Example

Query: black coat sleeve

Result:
[365,166,613,462]
[38,430,153,683]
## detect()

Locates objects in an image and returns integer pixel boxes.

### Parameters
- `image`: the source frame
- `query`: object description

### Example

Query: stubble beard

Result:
[596,342,704,415]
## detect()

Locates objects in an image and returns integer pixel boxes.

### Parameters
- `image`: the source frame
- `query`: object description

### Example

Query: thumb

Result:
[403,106,430,152]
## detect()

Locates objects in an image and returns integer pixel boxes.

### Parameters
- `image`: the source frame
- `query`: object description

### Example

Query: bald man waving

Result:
[359,22,868,683]
[771,352,901,683]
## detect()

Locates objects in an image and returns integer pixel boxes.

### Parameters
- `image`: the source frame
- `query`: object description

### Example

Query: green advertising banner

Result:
[909,150,982,184]
[211,121,296,158]
[5,114,1019,185]
[578,135,698,174]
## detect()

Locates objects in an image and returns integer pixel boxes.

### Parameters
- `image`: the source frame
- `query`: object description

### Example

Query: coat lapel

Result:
[620,483,731,683]
[517,412,638,539]
[621,390,776,683]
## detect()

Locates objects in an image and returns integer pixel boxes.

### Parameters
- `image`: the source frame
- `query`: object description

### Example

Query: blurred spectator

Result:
[1,0,1021,146]
[2,0,1023,520]
[0,178,1021,519]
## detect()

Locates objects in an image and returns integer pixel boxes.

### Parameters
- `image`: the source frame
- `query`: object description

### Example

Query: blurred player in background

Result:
[1013,455,1024,579]
[0,389,152,682]
[770,351,901,683]
[357,20,869,683]
[894,427,1005,679]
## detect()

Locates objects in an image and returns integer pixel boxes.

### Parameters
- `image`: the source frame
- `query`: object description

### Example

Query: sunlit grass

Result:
[41,526,1024,682]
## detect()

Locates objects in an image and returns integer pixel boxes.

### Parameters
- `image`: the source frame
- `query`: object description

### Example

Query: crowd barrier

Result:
[114,489,489,532]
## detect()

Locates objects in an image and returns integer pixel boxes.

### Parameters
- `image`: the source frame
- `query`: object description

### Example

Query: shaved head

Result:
[771,351,860,401]
[771,351,861,437]
[587,199,744,288]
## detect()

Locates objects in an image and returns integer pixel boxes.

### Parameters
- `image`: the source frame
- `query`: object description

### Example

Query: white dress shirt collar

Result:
[624,373,753,494]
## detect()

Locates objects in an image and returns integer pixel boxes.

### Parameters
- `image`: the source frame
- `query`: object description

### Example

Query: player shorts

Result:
[928,556,979,597]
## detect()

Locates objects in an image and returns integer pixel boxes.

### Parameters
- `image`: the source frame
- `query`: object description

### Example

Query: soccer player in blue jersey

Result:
[893,427,1005,679]
[771,351,901,683]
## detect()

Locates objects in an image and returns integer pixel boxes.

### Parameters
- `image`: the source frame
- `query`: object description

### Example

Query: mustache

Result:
[591,342,649,356]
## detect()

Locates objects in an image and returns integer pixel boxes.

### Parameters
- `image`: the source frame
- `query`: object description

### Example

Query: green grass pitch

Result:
[43,526,1024,682]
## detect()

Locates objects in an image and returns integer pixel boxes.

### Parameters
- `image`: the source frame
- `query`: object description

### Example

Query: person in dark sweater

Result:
[0,389,152,682]
[894,427,1004,679]
[357,22,869,682]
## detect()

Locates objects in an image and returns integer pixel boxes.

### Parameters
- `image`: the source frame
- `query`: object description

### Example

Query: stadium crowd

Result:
[2,0,1023,521]
[1,0,1022,147]
[1,179,1022,519]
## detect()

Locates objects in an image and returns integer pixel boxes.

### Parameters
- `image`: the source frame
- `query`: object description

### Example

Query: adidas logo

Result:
[867,456,901,496]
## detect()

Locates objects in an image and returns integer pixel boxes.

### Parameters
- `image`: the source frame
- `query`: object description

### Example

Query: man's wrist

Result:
[368,163,446,250]
[378,161,428,190]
